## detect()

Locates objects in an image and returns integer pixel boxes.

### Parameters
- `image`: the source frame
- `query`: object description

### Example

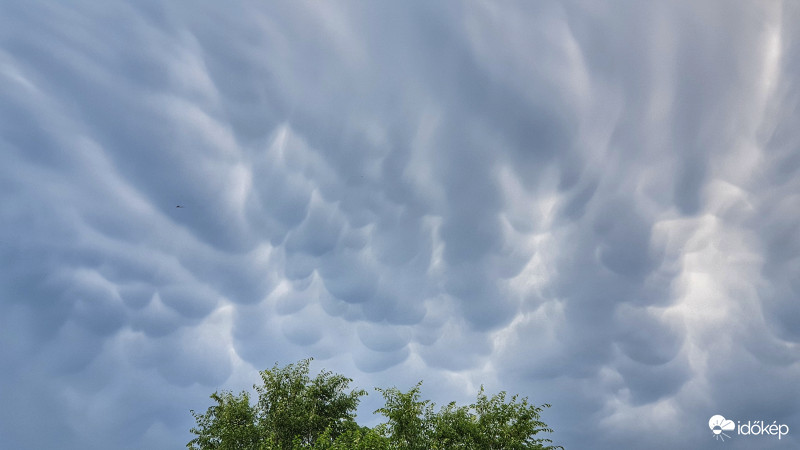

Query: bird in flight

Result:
[176,205,184,208]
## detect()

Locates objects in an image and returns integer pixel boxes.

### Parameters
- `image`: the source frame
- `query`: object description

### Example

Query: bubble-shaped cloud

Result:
[2,1,800,450]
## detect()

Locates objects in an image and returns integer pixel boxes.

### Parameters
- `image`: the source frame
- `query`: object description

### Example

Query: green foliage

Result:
[376,383,562,450]
[256,359,366,448]
[470,387,560,449]
[374,382,433,450]
[311,424,390,450]
[188,359,561,450]
[188,391,260,450]
[188,358,366,450]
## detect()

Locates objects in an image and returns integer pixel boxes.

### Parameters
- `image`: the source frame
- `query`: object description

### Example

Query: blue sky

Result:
[1,1,799,449]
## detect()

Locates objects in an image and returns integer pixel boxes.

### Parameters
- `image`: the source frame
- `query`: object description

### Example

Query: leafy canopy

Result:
[188,359,562,450]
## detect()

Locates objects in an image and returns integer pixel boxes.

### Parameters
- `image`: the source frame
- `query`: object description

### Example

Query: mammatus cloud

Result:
[1,1,798,449]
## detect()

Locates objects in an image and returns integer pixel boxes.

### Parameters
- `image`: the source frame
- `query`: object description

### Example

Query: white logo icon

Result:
[709,415,735,441]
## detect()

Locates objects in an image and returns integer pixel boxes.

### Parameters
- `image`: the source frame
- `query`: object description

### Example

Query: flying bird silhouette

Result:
[176,205,184,208]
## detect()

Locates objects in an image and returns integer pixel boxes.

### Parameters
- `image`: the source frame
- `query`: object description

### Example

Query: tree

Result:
[188,359,561,450]
[188,390,260,450]
[188,359,366,450]
[311,425,389,450]
[256,358,366,448]
[374,382,433,450]
[376,383,562,450]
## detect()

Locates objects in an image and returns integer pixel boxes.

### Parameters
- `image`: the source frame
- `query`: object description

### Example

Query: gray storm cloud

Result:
[1,1,799,449]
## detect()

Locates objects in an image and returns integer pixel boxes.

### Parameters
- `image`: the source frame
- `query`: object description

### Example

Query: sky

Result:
[1,1,799,449]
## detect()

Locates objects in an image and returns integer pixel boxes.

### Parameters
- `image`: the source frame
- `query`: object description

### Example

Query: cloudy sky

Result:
[1,1,799,449]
